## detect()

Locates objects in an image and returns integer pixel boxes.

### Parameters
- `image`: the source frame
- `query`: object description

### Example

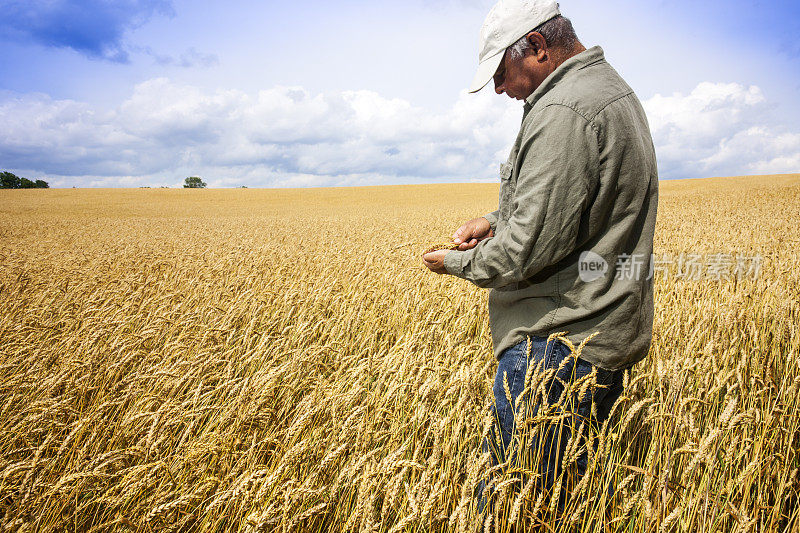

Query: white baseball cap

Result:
[469,0,561,93]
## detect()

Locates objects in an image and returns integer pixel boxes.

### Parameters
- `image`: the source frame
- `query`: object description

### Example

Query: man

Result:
[421,0,659,521]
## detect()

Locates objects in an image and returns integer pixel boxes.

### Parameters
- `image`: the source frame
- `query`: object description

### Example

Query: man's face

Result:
[492,35,551,101]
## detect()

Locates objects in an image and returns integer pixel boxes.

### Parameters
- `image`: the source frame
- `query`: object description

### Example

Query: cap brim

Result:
[468,50,504,93]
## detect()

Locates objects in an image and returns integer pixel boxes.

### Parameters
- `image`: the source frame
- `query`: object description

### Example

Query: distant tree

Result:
[183,176,207,188]
[0,172,48,188]
[1,171,21,189]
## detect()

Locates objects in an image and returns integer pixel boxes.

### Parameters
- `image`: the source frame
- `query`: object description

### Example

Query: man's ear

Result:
[526,31,548,61]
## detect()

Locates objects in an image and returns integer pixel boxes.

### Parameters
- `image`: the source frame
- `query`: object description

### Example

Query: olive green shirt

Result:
[444,46,659,371]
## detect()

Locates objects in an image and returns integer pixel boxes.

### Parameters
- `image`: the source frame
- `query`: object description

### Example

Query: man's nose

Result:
[494,80,504,95]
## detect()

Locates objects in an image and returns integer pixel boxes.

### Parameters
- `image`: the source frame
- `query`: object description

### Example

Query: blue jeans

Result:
[476,334,626,518]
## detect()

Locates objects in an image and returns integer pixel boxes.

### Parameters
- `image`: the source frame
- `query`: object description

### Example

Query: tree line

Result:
[0,173,217,189]
[1,171,49,189]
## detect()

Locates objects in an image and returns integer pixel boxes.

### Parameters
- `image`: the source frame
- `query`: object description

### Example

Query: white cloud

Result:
[0,78,521,187]
[0,0,174,62]
[1,79,798,187]
[137,46,219,68]
[643,82,800,178]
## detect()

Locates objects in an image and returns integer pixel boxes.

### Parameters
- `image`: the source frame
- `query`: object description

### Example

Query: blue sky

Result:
[1,0,799,187]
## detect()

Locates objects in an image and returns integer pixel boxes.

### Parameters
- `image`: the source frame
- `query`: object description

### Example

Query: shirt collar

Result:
[524,45,605,110]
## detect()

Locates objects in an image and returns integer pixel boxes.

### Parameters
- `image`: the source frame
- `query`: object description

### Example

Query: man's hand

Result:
[422,249,449,274]
[422,217,494,275]
[452,217,494,250]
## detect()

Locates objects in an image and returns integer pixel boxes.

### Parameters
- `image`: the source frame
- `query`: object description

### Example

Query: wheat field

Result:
[1,174,799,532]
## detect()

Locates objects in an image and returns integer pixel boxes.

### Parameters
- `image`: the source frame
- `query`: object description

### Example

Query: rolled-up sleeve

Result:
[483,210,500,233]
[444,104,599,288]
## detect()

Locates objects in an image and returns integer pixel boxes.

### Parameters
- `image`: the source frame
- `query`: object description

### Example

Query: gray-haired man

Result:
[422,0,658,520]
